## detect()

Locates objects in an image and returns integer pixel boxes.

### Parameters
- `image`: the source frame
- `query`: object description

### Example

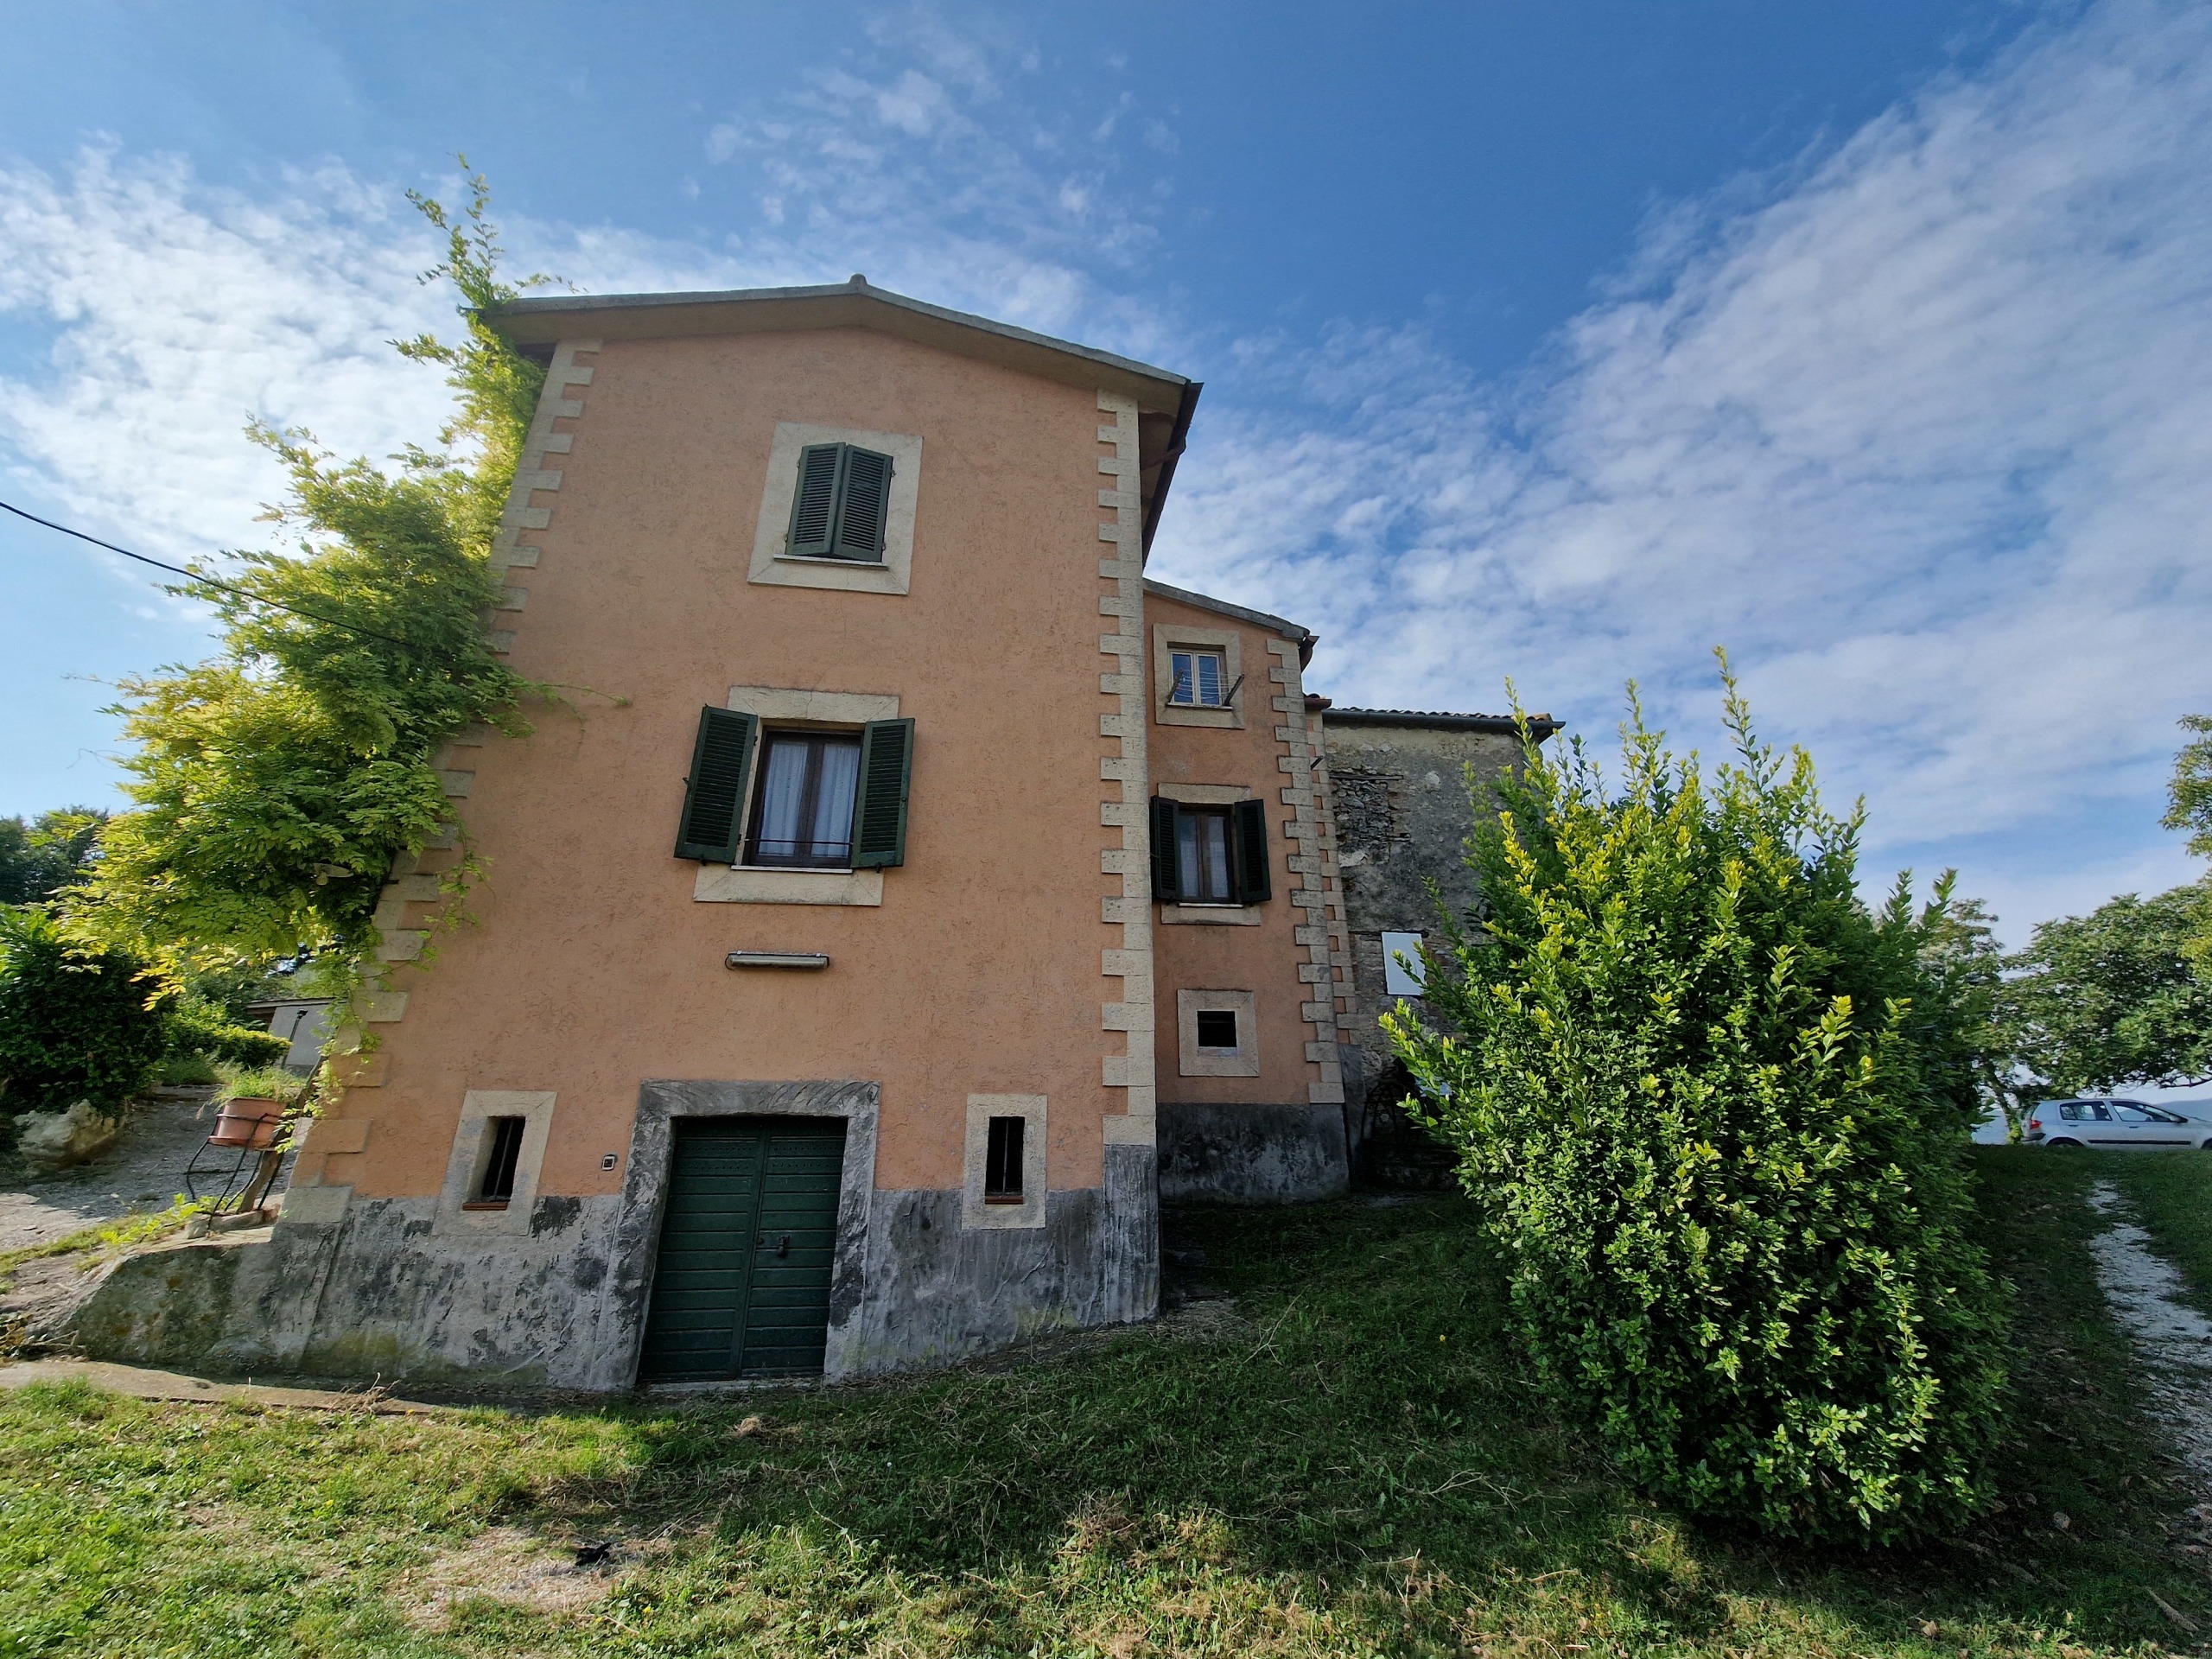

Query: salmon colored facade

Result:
[79,281,1355,1389]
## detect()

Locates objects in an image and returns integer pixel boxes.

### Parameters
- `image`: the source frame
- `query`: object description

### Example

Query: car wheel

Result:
[2045,1137,2084,1149]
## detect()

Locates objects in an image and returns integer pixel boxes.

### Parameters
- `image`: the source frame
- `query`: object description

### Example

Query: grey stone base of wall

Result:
[1157,1102,1349,1204]
[63,1136,1161,1391]
[837,1142,1158,1376]
[65,1193,631,1389]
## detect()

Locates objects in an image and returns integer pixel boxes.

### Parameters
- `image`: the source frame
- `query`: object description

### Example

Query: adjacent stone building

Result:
[1313,707,1558,1173]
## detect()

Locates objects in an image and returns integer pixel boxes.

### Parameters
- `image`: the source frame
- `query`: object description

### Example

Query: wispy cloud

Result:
[0,148,454,561]
[1155,0,2212,876]
[692,8,1177,351]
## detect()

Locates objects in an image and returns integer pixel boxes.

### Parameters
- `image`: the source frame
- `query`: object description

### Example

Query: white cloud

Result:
[0,147,455,562]
[1154,0,2212,892]
[693,11,1175,352]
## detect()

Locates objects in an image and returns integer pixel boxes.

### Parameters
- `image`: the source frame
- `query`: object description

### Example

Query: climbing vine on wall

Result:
[67,171,551,1009]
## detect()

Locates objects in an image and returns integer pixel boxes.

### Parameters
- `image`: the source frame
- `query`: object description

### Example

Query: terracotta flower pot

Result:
[211,1097,285,1149]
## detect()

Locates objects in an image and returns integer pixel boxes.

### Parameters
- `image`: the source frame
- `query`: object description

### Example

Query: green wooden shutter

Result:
[850,718,915,868]
[1150,797,1181,901]
[675,707,758,862]
[787,443,842,557]
[833,446,893,561]
[1233,798,1273,904]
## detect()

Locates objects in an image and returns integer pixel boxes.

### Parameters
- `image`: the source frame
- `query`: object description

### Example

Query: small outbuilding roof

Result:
[1323,707,1559,739]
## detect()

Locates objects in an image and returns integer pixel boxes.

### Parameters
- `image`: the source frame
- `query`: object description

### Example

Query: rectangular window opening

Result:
[1195,1009,1239,1052]
[1167,649,1227,708]
[745,730,862,868]
[983,1116,1025,1204]
[470,1116,527,1208]
[1176,804,1236,903]
[788,442,894,563]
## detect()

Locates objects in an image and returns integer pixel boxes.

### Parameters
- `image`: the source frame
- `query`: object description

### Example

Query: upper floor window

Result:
[1177,804,1236,901]
[788,442,894,563]
[676,706,914,870]
[747,732,862,868]
[1167,649,1228,708]
[1149,797,1272,906]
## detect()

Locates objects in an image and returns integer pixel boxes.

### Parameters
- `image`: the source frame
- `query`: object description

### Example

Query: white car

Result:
[2024,1099,2212,1150]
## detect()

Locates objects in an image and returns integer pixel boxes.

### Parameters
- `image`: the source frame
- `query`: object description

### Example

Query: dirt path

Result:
[0,1088,225,1252]
[2086,1179,2212,1487]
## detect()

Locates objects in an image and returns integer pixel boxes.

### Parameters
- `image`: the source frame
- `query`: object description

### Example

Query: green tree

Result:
[1388,668,2008,1541]
[2001,885,2212,1092]
[0,809,106,906]
[2161,713,2212,975]
[2165,714,2212,861]
[67,171,550,998]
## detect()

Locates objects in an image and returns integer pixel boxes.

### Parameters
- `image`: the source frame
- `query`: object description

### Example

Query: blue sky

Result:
[4,0,2209,949]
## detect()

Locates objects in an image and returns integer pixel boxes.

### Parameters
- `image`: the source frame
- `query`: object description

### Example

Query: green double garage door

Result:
[640,1116,847,1381]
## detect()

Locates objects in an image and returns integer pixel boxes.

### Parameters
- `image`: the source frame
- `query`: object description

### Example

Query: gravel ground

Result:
[2086,1179,2212,1488]
[0,1087,227,1253]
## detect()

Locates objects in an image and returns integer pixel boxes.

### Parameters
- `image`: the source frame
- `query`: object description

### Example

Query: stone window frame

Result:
[749,421,924,596]
[1176,988,1260,1077]
[694,684,899,907]
[433,1090,556,1237]
[1151,623,1244,729]
[963,1094,1048,1230]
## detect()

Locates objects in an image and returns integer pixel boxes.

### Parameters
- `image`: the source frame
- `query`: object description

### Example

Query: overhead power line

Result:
[0,497,416,649]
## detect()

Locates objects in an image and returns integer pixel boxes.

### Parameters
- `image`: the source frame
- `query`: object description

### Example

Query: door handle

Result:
[775,1235,790,1257]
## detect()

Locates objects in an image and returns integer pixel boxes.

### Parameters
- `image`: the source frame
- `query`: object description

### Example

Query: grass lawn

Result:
[3,1150,2209,1657]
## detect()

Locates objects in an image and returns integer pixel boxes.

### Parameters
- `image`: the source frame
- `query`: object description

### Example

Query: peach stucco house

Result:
[73,280,1536,1389]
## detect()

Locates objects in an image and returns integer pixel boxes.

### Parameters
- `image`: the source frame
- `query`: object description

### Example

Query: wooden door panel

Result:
[640,1116,846,1381]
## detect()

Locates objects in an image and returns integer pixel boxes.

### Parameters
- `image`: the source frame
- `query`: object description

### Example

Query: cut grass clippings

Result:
[0,1149,2208,1656]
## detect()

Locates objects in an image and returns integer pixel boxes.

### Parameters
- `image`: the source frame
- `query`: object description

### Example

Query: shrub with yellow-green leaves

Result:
[1389,668,2009,1541]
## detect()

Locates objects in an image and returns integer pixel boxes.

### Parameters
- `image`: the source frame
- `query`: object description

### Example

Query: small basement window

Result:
[1195,1008,1239,1052]
[983,1116,1025,1205]
[468,1116,527,1209]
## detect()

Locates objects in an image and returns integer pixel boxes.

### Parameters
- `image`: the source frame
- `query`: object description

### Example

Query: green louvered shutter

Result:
[786,443,842,557]
[850,718,915,868]
[1150,797,1181,902]
[833,446,893,561]
[1233,798,1273,904]
[675,707,757,862]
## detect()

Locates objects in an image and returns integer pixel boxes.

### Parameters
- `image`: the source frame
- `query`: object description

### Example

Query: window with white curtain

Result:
[744,732,862,868]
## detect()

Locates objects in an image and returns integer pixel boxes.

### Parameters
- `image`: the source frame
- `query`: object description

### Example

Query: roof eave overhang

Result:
[1323,708,1561,740]
[484,281,1198,556]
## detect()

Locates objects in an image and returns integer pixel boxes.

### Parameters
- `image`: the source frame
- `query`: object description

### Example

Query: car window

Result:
[2059,1103,2083,1121]
[2088,1103,2113,1121]
[2114,1105,2156,1122]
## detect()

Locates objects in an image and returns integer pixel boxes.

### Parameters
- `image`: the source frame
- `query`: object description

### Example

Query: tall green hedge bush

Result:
[0,908,174,1130]
[1388,671,2008,1541]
